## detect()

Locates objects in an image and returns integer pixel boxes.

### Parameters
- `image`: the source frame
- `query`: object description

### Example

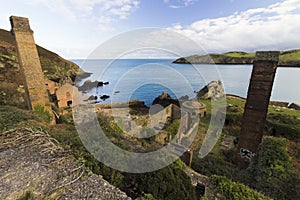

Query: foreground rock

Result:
[197,80,225,100]
[0,128,131,200]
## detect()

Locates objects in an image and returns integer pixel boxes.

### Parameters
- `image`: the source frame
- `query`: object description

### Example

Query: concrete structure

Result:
[10,16,49,110]
[237,51,280,167]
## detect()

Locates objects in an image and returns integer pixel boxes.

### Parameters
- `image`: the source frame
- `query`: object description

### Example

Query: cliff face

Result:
[173,50,300,67]
[0,128,131,200]
[173,53,254,65]
[0,28,81,82]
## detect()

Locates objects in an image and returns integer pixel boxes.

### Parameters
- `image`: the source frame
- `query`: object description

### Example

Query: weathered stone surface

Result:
[254,51,280,62]
[197,80,225,100]
[221,135,236,150]
[0,128,131,200]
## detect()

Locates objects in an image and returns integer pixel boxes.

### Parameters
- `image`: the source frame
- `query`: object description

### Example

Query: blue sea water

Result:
[72,59,300,106]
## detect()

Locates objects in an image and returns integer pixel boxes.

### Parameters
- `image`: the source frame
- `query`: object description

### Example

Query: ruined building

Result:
[10,16,50,110]
[45,79,78,108]
[237,51,280,167]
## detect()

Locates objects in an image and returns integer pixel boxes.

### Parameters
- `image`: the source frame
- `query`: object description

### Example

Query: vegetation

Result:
[190,96,300,199]
[31,108,194,199]
[33,105,52,123]
[0,28,80,81]
[122,161,194,200]
[1,35,300,199]
[173,49,300,67]
[166,119,180,138]
[210,175,272,200]
[1,92,300,199]
[245,137,300,199]
[0,106,38,132]
[223,51,255,58]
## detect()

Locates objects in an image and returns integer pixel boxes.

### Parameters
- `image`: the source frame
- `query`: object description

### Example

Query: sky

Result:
[1,0,300,59]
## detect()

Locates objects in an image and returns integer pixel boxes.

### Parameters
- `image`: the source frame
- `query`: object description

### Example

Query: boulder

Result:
[100,94,110,100]
[197,80,225,100]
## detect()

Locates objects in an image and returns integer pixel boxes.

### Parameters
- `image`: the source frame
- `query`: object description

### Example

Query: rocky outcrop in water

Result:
[152,92,180,108]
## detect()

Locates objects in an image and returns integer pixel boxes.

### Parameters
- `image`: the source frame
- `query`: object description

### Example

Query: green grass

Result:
[223,52,255,58]
[280,49,300,61]
[210,175,272,200]
[176,49,300,66]
[245,137,300,199]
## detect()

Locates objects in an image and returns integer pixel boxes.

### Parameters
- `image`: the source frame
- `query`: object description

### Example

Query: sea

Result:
[72,59,300,106]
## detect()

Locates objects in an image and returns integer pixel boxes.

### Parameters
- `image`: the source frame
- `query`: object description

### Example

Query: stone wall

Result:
[56,83,77,108]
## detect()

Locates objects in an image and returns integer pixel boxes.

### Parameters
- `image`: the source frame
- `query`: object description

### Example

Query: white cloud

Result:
[168,0,300,52]
[164,0,198,8]
[26,0,139,31]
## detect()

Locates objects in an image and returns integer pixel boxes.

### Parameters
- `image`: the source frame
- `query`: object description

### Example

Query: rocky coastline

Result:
[173,50,300,67]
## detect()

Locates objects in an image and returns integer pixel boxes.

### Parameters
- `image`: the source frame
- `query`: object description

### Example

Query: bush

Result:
[191,154,238,179]
[246,137,300,199]
[210,175,272,200]
[266,115,300,140]
[122,161,195,200]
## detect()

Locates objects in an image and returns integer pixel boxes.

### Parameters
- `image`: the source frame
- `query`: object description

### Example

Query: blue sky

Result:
[1,0,299,58]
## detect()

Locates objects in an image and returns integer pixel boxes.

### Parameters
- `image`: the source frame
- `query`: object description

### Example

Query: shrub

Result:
[122,161,195,200]
[246,137,300,199]
[210,175,272,200]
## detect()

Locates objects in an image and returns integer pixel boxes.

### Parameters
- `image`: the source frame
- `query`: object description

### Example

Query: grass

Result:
[223,52,256,58]
[192,95,300,199]
[176,49,300,66]
[0,106,39,131]
[1,90,299,199]
[280,49,300,61]
[210,175,272,200]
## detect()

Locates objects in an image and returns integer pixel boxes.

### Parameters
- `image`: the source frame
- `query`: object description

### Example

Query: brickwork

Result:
[10,16,49,110]
[237,51,280,167]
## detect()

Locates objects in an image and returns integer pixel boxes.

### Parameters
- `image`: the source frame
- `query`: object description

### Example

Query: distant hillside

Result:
[0,28,81,81]
[173,50,300,67]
